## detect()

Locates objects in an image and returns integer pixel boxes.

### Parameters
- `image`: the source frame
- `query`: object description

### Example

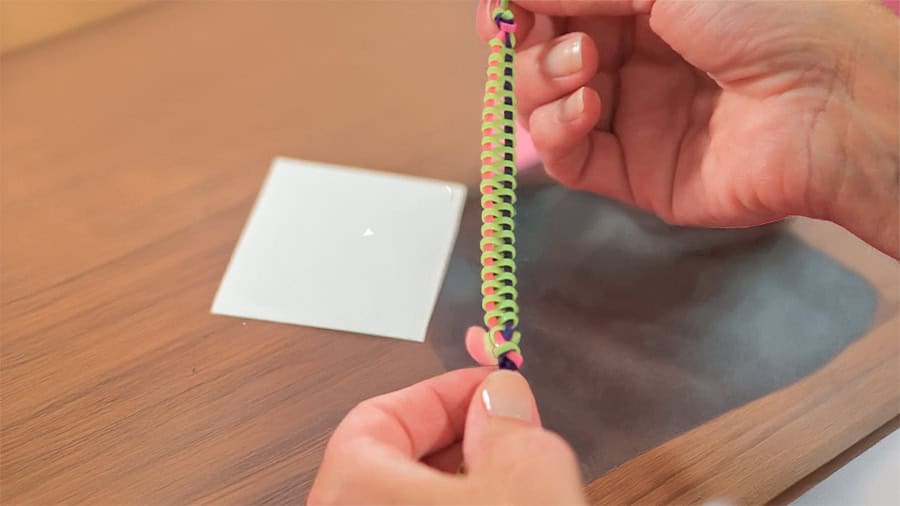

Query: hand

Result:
[477,0,899,256]
[308,367,585,505]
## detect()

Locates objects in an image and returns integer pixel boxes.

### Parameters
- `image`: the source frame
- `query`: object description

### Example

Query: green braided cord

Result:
[480,3,521,362]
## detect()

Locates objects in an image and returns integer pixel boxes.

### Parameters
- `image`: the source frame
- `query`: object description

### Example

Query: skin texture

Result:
[307,368,585,505]
[309,2,899,503]
[478,0,898,256]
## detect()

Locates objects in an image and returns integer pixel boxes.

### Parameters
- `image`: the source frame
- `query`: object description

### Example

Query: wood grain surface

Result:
[1,2,897,504]
[0,0,148,54]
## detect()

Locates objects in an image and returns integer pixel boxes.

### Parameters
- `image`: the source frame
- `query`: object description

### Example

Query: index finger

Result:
[329,367,493,460]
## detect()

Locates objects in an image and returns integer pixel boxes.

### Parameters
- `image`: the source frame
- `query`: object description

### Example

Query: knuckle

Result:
[538,157,579,189]
[345,397,388,425]
[549,168,582,189]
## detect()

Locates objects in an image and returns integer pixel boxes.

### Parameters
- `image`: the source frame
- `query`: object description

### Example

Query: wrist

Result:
[810,4,898,257]
[827,132,898,258]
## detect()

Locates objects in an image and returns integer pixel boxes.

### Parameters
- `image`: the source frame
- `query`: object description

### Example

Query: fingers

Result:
[529,87,634,203]
[528,86,602,156]
[308,439,462,505]
[422,441,464,473]
[461,371,585,505]
[328,367,491,460]
[514,0,655,16]
[465,327,525,370]
[476,0,558,50]
[465,326,496,366]
[515,32,599,122]
[309,368,491,504]
[476,0,531,43]
[478,0,653,45]
[462,371,542,472]
[310,369,582,505]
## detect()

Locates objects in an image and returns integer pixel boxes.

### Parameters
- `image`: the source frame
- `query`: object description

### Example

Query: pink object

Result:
[885,0,899,13]
[464,326,524,368]
[498,20,517,33]
[515,124,539,169]
[465,327,495,366]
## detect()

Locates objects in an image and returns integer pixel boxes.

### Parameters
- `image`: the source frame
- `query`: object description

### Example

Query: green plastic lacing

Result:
[480,0,521,365]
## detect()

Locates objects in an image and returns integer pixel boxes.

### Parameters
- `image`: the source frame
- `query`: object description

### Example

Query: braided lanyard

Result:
[480,0,522,371]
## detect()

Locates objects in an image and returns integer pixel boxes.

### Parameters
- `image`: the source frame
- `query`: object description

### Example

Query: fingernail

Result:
[480,370,535,423]
[559,88,585,123]
[543,35,583,78]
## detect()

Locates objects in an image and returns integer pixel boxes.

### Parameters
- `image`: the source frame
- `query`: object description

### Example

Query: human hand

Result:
[477,0,899,256]
[307,367,585,505]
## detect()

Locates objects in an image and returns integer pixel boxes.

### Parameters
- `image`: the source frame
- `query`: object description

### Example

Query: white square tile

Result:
[211,157,467,342]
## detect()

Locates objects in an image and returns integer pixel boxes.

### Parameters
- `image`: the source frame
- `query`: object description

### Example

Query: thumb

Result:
[462,371,585,505]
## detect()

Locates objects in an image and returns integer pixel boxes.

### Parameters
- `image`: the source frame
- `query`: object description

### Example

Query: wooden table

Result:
[2,2,897,504]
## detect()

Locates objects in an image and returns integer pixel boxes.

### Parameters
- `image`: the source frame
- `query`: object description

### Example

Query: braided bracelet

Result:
[480,0,522,371]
